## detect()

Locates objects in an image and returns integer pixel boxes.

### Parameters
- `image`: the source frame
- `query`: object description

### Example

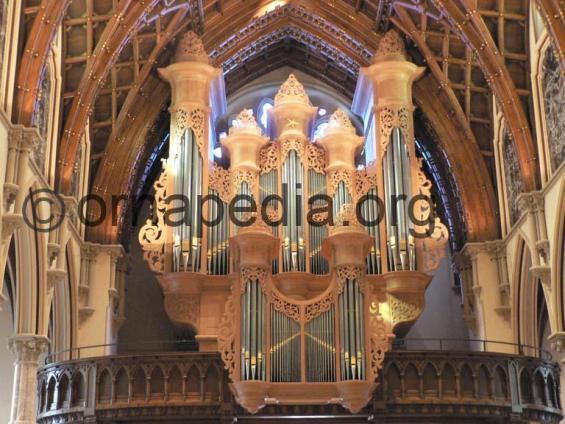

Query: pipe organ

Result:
[140,30,448,413]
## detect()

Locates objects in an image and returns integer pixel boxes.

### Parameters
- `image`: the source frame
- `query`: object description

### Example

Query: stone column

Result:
[8,334,49,424]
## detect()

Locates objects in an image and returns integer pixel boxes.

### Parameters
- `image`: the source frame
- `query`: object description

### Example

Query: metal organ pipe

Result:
[384,128,414,271]
[308,170,328,275]
[339,278,365,380]
[282,151,306,272]
[172,129,203,272]
[260,169,279,273]
[241,278,266,381]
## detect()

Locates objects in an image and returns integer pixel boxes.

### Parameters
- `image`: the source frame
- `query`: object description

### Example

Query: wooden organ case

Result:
[139,30,448,414]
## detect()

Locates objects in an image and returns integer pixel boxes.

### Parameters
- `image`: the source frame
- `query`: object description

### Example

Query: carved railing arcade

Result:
[37,349,562,423]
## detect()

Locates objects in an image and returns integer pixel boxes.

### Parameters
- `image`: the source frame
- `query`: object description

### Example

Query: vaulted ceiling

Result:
[13,0,565,246]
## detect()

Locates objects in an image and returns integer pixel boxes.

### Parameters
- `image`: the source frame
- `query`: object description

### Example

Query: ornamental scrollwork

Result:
[415,158,433,197]
[326,165,379,201]
[367,299,391,380]
[354,167,379,199]
[280,136,307,163]
[374,29,407,60]
[218,282,237,380]
[175,30,209,63]
[210,166,259,203]
[174,108,206,157]
[139,167,168,273]
[240,267,268,293]
[261,140,327,175]
[388,294,424,328]
[306,143,326,174]
[377,106,411,159]
[274,73,311,105]
[335,266,365,295]
[260,143,279,174]
[271,293,301,322]
[233,169,259,198]
[209,165,231,203]
[304,292,333,323]
[327,168,355,198]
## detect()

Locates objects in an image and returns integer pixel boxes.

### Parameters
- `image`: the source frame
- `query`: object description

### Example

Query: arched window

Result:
[501,127,524,227]
[312,117,329,140]
[0,0,9,93]
[542,44,565,172]
[257,99,273,131]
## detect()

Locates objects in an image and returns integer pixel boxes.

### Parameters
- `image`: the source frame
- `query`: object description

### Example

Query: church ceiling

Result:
[13,0,565,245]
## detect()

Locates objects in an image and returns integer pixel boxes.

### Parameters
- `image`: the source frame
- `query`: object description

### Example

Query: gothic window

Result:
[313,117,329,140]
[258,99,273,131]
[0,0,8,82]
[542,44,565,172]
[502,129,524,225]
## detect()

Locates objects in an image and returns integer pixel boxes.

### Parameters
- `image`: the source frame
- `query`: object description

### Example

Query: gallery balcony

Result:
[36,339,562,423]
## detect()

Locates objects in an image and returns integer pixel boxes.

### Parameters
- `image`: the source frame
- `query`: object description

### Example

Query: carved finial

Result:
[274,74,311,106]
[175,31,209,63]
[229,109,262,135]
[374,29,406,62]
[322,109,356,136]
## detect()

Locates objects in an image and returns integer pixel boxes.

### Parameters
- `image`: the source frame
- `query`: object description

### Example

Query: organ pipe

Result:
[281,151,306,272]
[172,128,203,272]
[241,279,266,380]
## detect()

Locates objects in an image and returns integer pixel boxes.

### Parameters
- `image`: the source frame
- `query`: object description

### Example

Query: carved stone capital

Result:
[47,268,67,292]
[80,242,100,262]
[2,213,24,243]
[79,307,95,325]
[529,264,552,290]
[516,191,544,215]
[461,242,486,261]
[549,332,565,354]
[484,240,506,260]
[3,182,19,212]
[8,335,49,362]
[494,305,511,322]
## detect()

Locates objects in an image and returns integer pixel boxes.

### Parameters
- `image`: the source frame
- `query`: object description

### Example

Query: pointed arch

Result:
[114,367,129,403]
[513,236,553,355]
[441,363,457,398]
[385,362,402,400]
[97,369,112,404]
[70,371,85,408]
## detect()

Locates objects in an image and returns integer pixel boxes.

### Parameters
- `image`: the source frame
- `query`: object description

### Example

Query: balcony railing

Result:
[37,341,562,423]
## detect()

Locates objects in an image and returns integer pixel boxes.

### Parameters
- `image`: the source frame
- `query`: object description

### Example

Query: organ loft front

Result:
[139,29,448,414]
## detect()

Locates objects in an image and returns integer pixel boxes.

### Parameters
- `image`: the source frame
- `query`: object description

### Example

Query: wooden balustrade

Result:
[36,350,562,423]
